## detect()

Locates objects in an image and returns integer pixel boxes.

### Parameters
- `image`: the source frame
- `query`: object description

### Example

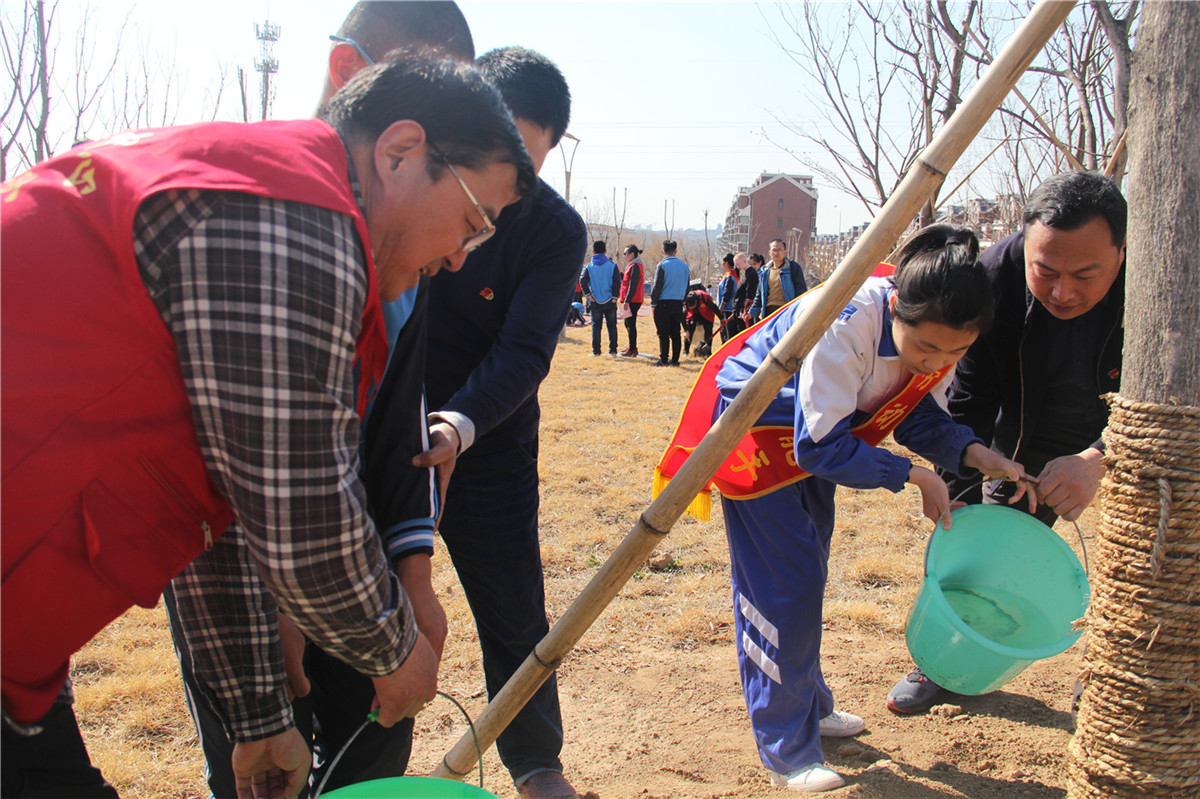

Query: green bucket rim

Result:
[321,776,500,798]
[922,504,1090,660]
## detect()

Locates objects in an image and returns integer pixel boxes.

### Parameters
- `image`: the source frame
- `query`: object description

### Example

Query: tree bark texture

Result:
[1122,0,1200,405]
[1067,2,1200,796]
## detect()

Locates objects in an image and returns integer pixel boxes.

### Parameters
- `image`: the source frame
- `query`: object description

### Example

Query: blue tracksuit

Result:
[714,278,980,773]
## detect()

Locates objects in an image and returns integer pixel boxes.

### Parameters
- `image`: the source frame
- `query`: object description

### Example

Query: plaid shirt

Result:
[133,177,415,742]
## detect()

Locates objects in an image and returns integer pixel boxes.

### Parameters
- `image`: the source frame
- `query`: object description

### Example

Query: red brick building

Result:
[722,172,819,265]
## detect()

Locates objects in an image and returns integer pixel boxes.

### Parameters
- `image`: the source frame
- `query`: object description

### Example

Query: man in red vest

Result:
[1,52,534,797]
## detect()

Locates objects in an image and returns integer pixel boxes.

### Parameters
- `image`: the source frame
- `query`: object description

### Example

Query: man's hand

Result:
[1036,447,1105,521]
[395,554,448,660]
[276,614,310,703]
[963,442,1038,514]
[411,421,460,524]
[231,728,309,799]
[370,631,439,726]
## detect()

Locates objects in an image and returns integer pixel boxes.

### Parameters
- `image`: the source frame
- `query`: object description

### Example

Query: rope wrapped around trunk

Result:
[1068,395,1200,797]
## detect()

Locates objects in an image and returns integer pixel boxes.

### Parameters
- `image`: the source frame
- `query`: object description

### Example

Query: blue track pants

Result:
[721,475,838,773]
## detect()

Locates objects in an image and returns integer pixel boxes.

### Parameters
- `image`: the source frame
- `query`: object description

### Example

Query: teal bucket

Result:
[905,504,1090,695]
[322,777,500,799]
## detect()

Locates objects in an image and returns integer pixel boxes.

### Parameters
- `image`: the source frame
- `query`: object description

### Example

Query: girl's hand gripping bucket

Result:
[904,504,1090,695]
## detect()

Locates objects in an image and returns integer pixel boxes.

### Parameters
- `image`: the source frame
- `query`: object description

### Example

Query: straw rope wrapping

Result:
[1068,396,1200,797]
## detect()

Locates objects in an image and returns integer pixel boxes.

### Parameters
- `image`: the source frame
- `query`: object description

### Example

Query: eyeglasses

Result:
[329,35,375,65]
[429,144,496,253]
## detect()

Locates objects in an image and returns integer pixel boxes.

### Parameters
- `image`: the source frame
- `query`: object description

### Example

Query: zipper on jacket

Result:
[1014,322,1030,462]
[138,456,214,548]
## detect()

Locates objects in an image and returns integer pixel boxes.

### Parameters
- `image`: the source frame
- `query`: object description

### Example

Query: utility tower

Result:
[254,19,281,121]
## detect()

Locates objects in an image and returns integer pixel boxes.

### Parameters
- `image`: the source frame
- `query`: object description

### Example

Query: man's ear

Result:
[329,43,370,90]
[372,120,428,182]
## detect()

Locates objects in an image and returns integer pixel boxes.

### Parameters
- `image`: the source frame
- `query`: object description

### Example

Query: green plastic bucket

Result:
[321,777,500,799]
[905,504,1090,695]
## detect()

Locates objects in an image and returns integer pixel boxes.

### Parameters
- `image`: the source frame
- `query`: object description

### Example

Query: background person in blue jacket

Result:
[580,240,622,356]
[716,252,740,343]
[375,47,593,799]
[714,224,1031,792]
[752,238,808,318]
[650,239,691,366]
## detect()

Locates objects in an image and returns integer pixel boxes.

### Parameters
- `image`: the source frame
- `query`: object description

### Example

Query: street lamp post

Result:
[559,132,580,205]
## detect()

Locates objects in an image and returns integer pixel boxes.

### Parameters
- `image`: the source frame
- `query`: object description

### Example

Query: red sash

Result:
[652,264,951,519]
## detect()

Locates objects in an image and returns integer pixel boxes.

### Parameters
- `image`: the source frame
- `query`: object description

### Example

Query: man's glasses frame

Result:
[429,144,496,253]
[329,35,375,65]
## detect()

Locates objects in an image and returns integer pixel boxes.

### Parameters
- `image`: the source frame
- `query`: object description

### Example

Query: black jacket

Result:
[945,231,1124,503]
[733,266,759,317]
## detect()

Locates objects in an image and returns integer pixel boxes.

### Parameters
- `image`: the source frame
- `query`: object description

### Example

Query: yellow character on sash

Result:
[729,447,771,483]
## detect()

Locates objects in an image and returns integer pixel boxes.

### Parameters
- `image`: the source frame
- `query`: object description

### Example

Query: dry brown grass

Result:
[75,321,1098,797]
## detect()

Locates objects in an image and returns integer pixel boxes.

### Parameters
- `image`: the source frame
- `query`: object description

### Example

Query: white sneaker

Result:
[818,709,865,737]
[770,763,846,792]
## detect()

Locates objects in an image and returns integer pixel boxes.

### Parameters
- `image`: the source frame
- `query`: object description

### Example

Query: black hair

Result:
[663,239,678,255]
[722,252,735,268]
[319,51,536,200]
[593,240,607,254]
[476,47,571,148]
[749,253,765,266]
[624,244,641,256]
[769,238,787,249]
[1022,170,1127,245]
[891,223,992,334]
[338,1,474,62]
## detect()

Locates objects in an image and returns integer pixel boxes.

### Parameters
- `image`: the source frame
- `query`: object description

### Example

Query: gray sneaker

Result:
[886,665,950,714]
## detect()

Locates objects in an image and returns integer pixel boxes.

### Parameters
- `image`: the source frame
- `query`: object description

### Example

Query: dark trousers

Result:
[590,301,618,354]
[1,702,119,798]
[438,439,563,782]
[682,317,714,355]
[624,302,641,350]
[653,300,683,364]
[164,585,414,798]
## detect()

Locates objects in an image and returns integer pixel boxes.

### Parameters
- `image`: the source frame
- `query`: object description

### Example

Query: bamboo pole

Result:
[434,0,1077,781]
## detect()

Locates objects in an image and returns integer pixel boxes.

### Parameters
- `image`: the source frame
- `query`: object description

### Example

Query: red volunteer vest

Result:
[622,260,645,304]
[0,120,389,723]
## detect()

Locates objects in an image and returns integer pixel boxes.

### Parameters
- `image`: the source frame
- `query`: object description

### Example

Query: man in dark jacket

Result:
[374,47,591,799]
[887,170,1127,715]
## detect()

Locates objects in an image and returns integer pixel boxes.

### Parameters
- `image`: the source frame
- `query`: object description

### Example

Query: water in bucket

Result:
[905,504,1089,696]
[941,585,1057,650]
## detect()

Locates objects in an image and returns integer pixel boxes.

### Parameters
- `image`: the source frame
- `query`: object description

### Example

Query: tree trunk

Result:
[1067,1,1200,796]
[1122,6,1199,404]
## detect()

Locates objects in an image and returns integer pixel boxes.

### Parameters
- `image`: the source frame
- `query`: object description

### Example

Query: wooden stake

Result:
[434,0,1078,781]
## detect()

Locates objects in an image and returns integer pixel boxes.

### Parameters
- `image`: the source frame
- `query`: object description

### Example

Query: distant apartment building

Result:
[722,172,818,264]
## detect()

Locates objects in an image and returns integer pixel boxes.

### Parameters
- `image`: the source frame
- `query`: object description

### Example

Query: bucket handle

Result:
[925,482,1089,577]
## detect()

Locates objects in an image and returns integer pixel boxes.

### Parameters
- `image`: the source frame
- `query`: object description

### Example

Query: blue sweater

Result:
[652,255,690,302]
[580,254,621,304]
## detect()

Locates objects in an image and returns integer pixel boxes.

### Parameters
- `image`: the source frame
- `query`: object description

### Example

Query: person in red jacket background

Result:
[683,288,722,358]
[619,244,646,357]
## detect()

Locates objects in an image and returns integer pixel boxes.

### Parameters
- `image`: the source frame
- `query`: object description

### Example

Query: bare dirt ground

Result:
[78,321,1094,798]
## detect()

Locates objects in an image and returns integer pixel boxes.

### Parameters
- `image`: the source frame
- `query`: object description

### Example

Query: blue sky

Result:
[23,1,1012,234]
